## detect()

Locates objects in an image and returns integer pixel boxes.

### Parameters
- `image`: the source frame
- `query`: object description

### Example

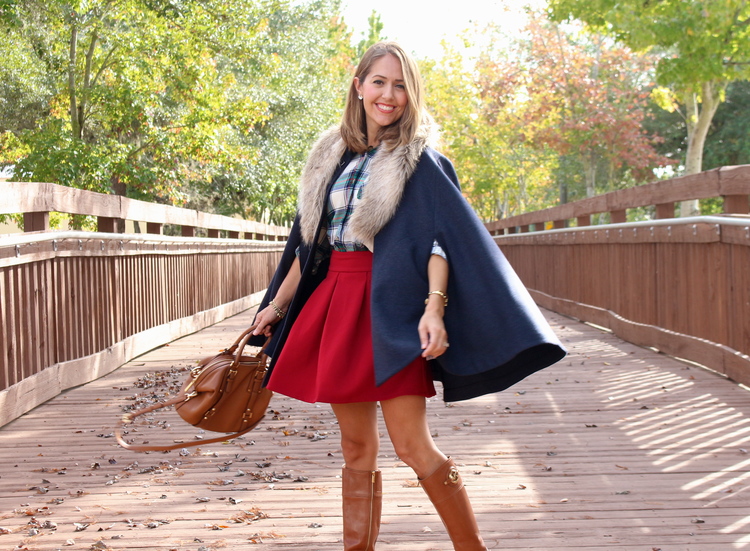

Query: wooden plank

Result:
[723,194,749,214]
[23,211,49,232]
[719,164,750,195]
[28,262,42,377]
[43,259,55,369]
[7,267,20,386]
[1,308,750,550]
[146,222,162,235]
[1,182,289,238]
[0,270,8,389]
[97,216,118,233]
[655,202,675,219]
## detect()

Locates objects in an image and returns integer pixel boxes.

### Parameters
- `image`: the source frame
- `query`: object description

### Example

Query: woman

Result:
[251,42,565,550]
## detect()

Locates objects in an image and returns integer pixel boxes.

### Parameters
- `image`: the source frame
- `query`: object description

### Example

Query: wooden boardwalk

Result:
[2,307,750,551]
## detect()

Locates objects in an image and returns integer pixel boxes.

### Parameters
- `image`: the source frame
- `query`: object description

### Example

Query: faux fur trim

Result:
[298,127,347,245]
[298,120,440,248]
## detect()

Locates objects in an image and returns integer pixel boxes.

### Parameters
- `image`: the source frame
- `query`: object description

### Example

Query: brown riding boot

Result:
[342,466,382,550]
[419,458,487,551]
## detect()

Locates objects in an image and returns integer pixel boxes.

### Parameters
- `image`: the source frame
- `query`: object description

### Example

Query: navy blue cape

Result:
[251,148,565,402]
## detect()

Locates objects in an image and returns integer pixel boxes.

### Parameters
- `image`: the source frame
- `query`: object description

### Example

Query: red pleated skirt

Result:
[266,250,436,403]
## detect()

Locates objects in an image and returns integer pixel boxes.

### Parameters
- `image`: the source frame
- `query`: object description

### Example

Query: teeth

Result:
[376,104,395,112]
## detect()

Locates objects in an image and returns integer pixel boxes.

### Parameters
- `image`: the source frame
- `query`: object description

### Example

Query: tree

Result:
[703,80,750,170]
[191,1,355,225]
[354,10,385,60]
[422,37,557,221]
[514,13,671,200]
[423,13,671,221]
[549,0,750,215]
[1,0,272,200]
[0,0,352,226]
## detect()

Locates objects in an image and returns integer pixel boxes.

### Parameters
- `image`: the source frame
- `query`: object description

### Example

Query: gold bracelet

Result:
[269,299,286,319]
[425,290,448,307]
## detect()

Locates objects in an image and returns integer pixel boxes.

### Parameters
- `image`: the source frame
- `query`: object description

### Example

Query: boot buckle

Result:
[446,466,460,485]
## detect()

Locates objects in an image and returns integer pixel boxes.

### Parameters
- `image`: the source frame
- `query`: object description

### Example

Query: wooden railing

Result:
[488,166,750,388]
[0,182,288,426]
[486,165,750,234]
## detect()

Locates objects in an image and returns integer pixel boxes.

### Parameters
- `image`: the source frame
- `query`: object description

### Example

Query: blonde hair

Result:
[340,42,426,153]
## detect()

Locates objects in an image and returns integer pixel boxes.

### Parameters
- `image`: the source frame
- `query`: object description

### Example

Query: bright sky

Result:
[340,0,547,60]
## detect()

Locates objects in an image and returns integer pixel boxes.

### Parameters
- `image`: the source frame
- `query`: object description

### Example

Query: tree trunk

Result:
[581,151,597,198]
[679,82,723,216]
[111,175,126,232]
[68,22,80,139]
[559,179,568,205]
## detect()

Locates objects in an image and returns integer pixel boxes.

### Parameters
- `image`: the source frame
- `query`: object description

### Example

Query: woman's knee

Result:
[331,402,380,467]
[340,432,379,464]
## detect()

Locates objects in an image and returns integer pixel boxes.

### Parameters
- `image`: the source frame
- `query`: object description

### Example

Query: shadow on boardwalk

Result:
[1,307,750,550]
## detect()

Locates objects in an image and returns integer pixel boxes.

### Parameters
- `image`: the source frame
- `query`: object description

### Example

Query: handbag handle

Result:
[116,326,270,452]
[227,325,264,365]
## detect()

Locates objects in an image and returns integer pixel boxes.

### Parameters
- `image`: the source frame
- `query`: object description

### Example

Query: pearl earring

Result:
[358,94,363,100]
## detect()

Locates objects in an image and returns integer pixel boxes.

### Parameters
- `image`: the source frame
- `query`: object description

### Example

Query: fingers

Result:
[419,313,449,359]
[252,306,279,336]
[422,339,449,359]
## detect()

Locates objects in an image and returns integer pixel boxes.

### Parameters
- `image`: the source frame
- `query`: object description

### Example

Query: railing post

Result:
[610,209,627,224]
[181,226,196,237]
[24,212,49,232]
[576,215,590,227]
[228,231,239,239]
[98,217,118,233]
[723,195,750,215]
[553,219,566,229]
[656,202,675,219]
[146,222,162,235]
[207,229,220,238]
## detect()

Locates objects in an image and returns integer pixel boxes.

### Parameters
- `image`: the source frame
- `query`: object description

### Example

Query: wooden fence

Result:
[0,182,288,426]
[488,166,750,388]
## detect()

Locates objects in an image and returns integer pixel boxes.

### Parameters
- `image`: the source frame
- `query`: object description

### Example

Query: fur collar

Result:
[298,120,439,249]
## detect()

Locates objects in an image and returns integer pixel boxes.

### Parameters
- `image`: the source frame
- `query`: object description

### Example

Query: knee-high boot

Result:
[342,466,382,550]
[419,458,487,551]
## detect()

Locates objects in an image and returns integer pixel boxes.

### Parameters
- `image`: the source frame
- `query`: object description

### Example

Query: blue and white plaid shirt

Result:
[325,150,446,258]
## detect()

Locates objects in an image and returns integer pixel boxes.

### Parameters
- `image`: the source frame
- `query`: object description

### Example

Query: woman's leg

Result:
[331,402,382,550]
[381,396,487,551]
[331,402,380,470]
[379,395,445,478]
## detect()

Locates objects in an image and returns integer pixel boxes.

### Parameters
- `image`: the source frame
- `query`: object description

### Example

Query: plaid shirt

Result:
[327,149,376,251]
[306,149,446,264]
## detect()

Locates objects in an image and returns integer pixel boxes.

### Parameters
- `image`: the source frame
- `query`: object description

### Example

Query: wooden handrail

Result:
[1,181,289,240]
[485,165,750,234]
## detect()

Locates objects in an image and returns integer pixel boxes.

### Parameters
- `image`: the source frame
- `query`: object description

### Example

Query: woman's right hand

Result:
[253,257,301,337]
[252,304,284,337]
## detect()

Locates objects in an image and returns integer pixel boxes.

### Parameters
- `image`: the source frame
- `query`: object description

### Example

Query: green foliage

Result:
[703,80,750,169]
[423,13,671,220]
[355,10,385,60]
[0,0,352,225]
[549,0,750,91]
[0,28,53,135]
[185,1,354,224]
[549,0,750,177]
[645,79,750,171]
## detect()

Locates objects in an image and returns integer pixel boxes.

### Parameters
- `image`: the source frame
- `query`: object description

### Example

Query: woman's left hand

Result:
[419,310,449,360]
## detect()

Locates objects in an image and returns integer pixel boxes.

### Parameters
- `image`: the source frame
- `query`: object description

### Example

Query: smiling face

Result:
[354,53,408,147]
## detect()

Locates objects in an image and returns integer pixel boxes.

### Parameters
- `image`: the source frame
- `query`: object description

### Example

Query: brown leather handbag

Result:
[117,326,273,452]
